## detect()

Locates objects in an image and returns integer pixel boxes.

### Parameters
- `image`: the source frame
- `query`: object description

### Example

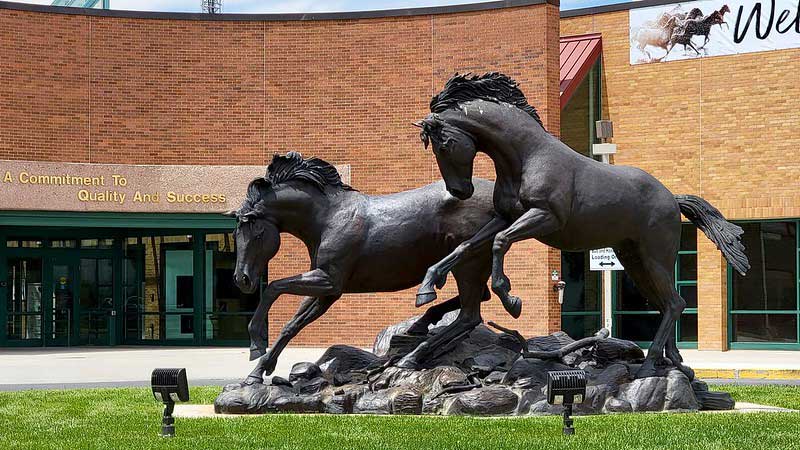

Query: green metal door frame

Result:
[1,211,237,348]
[0,211,234,230]
[727,219,800,350]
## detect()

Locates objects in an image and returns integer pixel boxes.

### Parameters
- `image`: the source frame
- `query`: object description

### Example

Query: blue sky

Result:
[9,0,635,13]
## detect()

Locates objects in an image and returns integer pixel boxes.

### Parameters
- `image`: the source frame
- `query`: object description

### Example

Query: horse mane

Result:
[430,72,545,129]
[238,152,354,216]
[266,151,353,192]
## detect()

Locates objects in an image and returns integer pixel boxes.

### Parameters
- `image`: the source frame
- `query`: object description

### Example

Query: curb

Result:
[695,369,800,380]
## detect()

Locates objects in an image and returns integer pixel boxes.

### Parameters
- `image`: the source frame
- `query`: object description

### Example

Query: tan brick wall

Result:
[562,9,800,350]
[0,4,561,347]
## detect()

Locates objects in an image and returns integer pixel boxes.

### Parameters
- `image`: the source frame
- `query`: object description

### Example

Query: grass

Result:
[0,385,798,450]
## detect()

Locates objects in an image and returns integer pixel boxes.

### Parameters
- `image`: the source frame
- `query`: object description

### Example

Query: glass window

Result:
[678,313,698,342]
[6,239,43,248]
[561,251,601,312]
[79,258,114,310]
[614,224,697,343]
[616,314,661,342]
[80,238,115,249]
[134,235,194,342]
[679,284,697,309]
[561,315,601,341]
[6,257,43,340]
[732,222,796,311]
[730,221,799,346]
[50,240,77,248]
[204,233,260,341]
[732,314,797,343]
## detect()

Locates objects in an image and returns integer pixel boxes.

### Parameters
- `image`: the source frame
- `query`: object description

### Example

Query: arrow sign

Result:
[590,248,624,271]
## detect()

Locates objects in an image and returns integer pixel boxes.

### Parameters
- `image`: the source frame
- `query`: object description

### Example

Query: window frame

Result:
[727,219,800,350]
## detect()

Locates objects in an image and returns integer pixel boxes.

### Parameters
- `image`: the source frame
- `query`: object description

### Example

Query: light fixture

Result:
[547,369,587,436]
[151,368,190,437]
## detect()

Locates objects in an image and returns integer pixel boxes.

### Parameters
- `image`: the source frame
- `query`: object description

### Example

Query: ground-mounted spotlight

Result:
[547,370,587,436]
[151,368,190,437]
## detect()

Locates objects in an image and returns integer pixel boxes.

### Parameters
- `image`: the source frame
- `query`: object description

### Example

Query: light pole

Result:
[592,120,617,335]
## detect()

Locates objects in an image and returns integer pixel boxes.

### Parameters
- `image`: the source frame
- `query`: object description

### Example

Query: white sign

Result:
[630,1,800,64]
[590,248,624,271]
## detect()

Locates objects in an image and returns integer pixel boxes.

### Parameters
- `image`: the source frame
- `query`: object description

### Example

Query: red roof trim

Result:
[560,33,602,109]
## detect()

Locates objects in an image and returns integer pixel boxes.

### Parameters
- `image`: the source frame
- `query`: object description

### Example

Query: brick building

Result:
[0,0,797,352]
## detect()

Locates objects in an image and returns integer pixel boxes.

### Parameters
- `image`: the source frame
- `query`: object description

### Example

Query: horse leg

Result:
[408,287,491,335]
[615,245,686,379]
[245,295,339,384]
[666,322,695,379]
[490,208,560,318]
[398,263,489,369]
[417,216,507,306]
[247,268,340,361]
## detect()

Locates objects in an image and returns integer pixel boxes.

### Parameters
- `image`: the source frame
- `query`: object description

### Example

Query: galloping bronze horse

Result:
[413,73,749,378]
[230,152,511,383]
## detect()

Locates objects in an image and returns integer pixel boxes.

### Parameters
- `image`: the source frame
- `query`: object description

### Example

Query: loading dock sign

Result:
[590,248,624,271]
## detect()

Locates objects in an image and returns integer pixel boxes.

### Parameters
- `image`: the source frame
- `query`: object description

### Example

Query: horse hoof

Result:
[416,291,438,307]
[395,355,419,370]
[635,362,658,379]
[249,346,267,361]
[677,364,695,381]
[242,375,263,386]
[502,295,522,319]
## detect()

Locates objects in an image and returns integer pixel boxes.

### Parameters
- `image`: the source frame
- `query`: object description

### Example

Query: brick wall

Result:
[561,10,800,350]
[0,4,562,347]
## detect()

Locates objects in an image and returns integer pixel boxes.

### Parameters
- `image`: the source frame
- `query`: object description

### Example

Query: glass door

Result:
[6,257,44,344]
[78,257,115,346]
[46,256,77,346]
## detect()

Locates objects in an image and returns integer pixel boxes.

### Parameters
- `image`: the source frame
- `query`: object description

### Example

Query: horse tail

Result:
[675,195,750,275]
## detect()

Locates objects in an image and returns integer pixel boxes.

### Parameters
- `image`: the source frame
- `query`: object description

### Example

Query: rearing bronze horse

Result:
[414,73,749,379]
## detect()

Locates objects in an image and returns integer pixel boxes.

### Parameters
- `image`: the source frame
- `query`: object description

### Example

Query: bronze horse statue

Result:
[413,73,750,379]
[229,152,511,383]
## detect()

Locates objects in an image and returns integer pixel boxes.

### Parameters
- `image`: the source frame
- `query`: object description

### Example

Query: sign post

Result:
[592,120,618,334]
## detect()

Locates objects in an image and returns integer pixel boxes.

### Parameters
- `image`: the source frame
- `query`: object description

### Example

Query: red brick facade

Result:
[0,3,562,346]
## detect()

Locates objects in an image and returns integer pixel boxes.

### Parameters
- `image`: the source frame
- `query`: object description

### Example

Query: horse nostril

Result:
[241,274,251,286]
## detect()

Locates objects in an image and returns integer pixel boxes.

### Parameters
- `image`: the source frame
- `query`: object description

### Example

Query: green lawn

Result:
[0,385,798,450]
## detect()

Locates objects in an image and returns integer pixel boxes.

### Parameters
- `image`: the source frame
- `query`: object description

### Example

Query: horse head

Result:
[228,152,353,293]
[415,113,477,200]
[688,7,704,20]
[229,177,281,294]
[416,72,545,201]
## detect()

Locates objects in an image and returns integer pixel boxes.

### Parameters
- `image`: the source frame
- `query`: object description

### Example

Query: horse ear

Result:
[412,121,430,148]
[222,209,238,218]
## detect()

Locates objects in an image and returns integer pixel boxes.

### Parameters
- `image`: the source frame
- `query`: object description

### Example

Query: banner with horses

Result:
[630,1,800,64]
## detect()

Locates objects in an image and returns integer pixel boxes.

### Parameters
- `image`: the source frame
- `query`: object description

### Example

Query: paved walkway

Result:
[0,346,327,390]
[0,347,798,390]
[680,349,800,380]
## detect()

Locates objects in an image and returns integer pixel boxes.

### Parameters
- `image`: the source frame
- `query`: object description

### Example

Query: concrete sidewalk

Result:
[680,349,800,380]
[0,346,327,389]
[0,347,798,390]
